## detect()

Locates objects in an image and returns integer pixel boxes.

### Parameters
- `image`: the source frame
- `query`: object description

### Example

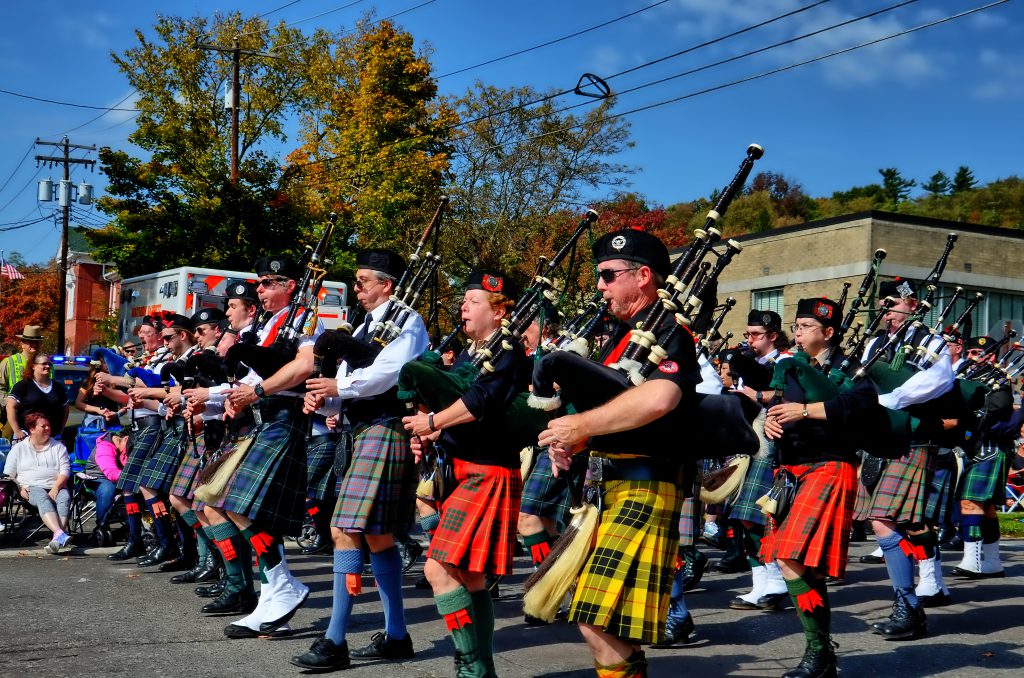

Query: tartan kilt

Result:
[728,455,775,525]
[168,444,204,499]
[332,418,415,535]
[570,479,681,644]
[427,458,522,576]
[924,466,955,525]
[137,418,188,493]
[761,461,856,579]
[961,446,1009,504]
[116,422,164,493]
[519,451,570,523]
[677,496,699,547]
[306,432,339,501]
[220,412,308,536]
[854,445,931,524]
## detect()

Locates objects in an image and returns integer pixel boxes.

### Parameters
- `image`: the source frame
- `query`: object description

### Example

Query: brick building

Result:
[712,211,1024,343]
[63,226,119,355]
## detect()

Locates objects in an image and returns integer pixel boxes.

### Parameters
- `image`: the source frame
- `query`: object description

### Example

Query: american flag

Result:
[1,262,24,280]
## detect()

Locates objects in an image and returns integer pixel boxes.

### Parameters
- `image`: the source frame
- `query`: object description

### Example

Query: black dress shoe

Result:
[399,540,423,573]
[878,597,927,640]
[729,596,760,611]
[756,592,789,611]
[137,544,180,568]
[224,622,293,639]
[300,531,332,555]
[919,591,953,608]
[682,547,708,592]
[859,554,885,564]
[201,589,258,615]
[782,641,837,678]
[650,613,694,648]
[195,560,222,584]
[291,637,351,672]
[942,534,964,552]
[169,567,200,584]
[196,580,226,598]
[524,614,550,626]
[714,553,750,574]
[350,631,414,660]
[159,552,195,573]
[107,541,146,561]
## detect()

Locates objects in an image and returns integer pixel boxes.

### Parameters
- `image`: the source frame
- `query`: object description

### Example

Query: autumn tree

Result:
[87,13,318,277]
[0,258,60,354]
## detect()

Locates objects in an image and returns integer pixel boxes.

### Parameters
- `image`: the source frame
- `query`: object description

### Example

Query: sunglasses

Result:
[597,267,639,284]
[160,333,177,341]
[256,276,289,288]
[35,361,53,367]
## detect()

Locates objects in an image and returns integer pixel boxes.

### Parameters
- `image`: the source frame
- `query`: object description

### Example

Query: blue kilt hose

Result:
[116,421,164,493]
[220,405,308,536]
[570,477,681,644]
[961,444,1010,504]
[306,432,339,501]
[519,449,570,524]
[332,417,415,535]
[137,417,188,493]
[853,444,933,524]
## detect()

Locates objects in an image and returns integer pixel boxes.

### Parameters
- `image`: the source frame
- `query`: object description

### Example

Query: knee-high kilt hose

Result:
[762,461,856,579]
[570,479,681,644]
[116,422,164,493]
[961,445,1010,504]
[519,451,569,523]
[220,409,308,536]
[333,418,415,535]
[427,458,522,576]
[306,432,339,501]
[728,455,775,525]
[853,445,932,524]
[137,418,187,493]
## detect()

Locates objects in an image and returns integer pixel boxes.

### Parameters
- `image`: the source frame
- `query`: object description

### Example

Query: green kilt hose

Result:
[728,455,775,526]
[137,417,187,493]
[332,418,415,535]
[853,444,932,524]
[220,406,308,536]
[762,461,856,579]
[519,450,570,523]
[570,478,681,644]
[305,431,339,501]
[427,458,522,576]
[116,421,164,493]
[961,444,1010,504]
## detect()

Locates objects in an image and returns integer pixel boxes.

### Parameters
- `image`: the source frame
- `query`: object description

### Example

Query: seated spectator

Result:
[75,362,121,430]
[3,413,72,553]
[84,431,129,531]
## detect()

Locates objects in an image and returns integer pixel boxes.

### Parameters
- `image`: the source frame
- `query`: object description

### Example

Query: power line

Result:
[51,90,139,137]
[0,142,36,198]
[0,165,42,213]
[0,87,136,112]
[257,0,306,19]
[0,214,51,232]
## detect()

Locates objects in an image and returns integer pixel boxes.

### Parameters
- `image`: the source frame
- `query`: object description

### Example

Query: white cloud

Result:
[971,47,1024,101]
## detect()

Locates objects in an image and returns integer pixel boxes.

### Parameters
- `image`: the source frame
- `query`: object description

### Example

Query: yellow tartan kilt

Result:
[569,479,681,644]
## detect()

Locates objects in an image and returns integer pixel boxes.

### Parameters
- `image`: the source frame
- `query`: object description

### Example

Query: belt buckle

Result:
[587,455,604,484]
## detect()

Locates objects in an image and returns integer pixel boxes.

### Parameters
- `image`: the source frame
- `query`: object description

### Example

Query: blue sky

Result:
[1,0,1021,265]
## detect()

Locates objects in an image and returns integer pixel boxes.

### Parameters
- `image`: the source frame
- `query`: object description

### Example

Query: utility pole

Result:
[197,39,276,184]
[35,136,96,354]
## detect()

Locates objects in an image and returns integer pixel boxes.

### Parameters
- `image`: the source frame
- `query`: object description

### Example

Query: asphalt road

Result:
[0,531,1021,678]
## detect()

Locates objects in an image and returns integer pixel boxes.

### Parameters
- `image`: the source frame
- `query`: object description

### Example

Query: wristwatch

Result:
[254,384,266,399]
[427,412,438,432]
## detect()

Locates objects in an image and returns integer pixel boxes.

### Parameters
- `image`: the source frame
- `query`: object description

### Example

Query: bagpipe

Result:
[546,292,609,358]
[309,196,449,378]
[397,209,601,455]
[526,144,766,458]
[224,213,338,380]
[821,247,885,376]
[695,297,736,361]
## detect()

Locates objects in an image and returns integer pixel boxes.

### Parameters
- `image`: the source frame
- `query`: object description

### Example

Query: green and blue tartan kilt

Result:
[854,445,932,524]
[220,412,308,536]
[116,422,163,493]
[569,479,681,644]
[332,418,415,535]
[427,458,523,576]
[923,462,956,526]
[137,418,188,493]
[761,461,857,579]
[168,440,205,500]
[728,456,775,526]
[961,445,1009,504]
[305,432,339,501]
[519,450,570,523]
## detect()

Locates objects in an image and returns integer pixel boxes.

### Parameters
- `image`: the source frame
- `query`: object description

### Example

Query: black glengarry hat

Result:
[192,307,226,326]
[878,277,917,299]
[967,335,993,351]
[255,255,301,280]
[356,249,406,280]
[165,313,195,333]
[592,228,670,278]
[466,269,518,301]
[747,309,782,333]
[795,298,840,329]
[226,280,259,305]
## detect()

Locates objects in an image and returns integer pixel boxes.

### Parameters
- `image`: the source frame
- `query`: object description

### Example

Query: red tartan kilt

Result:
[761,461,856,579]
[426,458,522,576]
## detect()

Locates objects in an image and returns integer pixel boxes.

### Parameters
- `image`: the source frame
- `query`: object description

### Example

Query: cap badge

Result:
[611,235,627,251]
[814,303,833,320]
[761,313,773,328]
[896,280,913,298]
[482,275,503,293]
[270,260,282,273]
[234,284,246,295]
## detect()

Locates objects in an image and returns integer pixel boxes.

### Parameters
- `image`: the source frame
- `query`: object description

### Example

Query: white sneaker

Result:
[46,540,60,555]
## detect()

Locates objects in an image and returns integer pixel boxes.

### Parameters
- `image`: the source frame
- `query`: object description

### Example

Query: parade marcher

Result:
[400,269,529,678]
[291,249,427,671]
[205,255,320,634]
[0,325,44,438]
[541,229,701,678]
[762,297,876,678]
[853,279,955,640]
[723,310,790,612]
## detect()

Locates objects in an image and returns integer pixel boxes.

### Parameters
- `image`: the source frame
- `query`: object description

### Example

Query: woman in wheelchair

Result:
[3,413,72,553]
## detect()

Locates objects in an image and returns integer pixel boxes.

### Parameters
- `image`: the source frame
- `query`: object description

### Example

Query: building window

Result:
[922,286,1023,340]
[752,288,784,316]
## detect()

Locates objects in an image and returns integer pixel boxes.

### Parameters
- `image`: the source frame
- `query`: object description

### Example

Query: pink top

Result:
[94,438,126,483]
